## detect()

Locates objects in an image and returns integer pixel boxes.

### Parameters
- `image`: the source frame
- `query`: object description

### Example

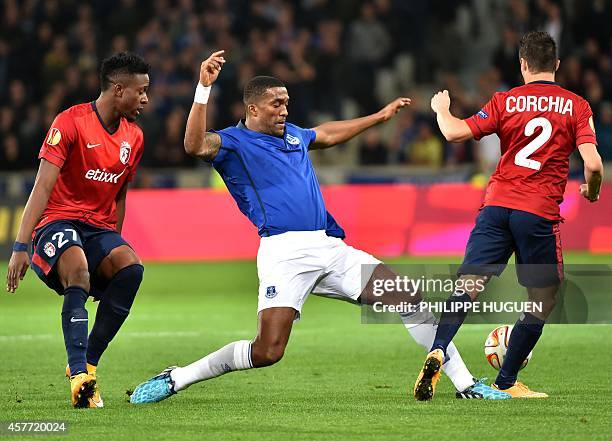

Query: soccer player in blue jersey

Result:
[130,51,509,403]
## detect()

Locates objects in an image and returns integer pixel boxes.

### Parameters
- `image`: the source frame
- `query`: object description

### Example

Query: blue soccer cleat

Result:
[129,367,177,404]
[456,378,511,400]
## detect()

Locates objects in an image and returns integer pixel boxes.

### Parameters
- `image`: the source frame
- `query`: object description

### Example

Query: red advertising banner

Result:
[122,182,612,261]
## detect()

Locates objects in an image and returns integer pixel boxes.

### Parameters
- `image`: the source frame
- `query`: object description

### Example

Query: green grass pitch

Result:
[1,254,611,441]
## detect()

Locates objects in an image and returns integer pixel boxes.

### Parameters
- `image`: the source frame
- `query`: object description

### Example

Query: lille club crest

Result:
[44,242,56,258]
[120,141,131,165]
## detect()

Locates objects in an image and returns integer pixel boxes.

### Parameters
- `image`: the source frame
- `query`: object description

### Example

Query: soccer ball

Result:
[484,325,532,370]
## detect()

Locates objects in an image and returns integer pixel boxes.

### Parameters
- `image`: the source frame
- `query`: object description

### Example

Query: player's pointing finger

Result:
[7,270,14,292]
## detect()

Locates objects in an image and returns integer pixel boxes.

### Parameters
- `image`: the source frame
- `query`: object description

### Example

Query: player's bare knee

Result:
[119,248,142,267]
[537,296,557,318]
[261,345,286,366]
[527,285,558,319]
[101,246,142,279]
[251,341,285,367]
[62,267,90,291]
[361,264,422,306]
[458,275,488,301]
[467,291,479,301]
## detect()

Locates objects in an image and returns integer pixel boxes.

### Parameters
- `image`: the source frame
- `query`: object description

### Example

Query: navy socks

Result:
[87,264,144,366]
[62,286,89,376]
[495,312,544,389]
[430,292,472,354]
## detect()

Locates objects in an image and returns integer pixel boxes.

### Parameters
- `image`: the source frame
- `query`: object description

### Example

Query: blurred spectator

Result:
[311,19,345,117]
[42,36,71,87]
[147,107,195,168]
[493,25,522,88]
[8,80,28,123]
[557,56,584,96]
[358,129,388,165]
[507,0,531,36]
[0,0,609,180]
[407,124,443,168]
[346,2,391,113]
[391,111,417,163]
[537,0,565,54]
[597,102,612,161]
[0,39,9,100]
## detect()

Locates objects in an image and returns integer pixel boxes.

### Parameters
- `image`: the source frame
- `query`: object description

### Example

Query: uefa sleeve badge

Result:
[46,128,62,146]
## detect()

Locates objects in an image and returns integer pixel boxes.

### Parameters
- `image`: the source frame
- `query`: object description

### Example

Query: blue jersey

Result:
[212,121,330,237]
[325,211,345,239]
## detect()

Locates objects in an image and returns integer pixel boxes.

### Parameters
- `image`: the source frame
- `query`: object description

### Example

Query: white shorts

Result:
[257,230,381,318]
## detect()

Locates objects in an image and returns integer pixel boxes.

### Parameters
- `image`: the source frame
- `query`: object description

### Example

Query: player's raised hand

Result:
[579,183,599,202]
[378,97,412,122]
[431,90,451,114]
[199,50,226,87]
[6,251,30,293]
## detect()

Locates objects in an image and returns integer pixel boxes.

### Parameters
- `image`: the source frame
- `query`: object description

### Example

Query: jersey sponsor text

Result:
[84,168,127,184]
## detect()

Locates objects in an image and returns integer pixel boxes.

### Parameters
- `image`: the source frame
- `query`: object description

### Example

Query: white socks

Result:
[440,341,474,392]
[169,311,476,393]
[401,305,475,392]
[170,340,253,391]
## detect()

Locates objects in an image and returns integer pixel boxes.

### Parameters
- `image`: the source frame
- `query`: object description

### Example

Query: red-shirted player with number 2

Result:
[5,53,150,408]
[414,31,603,400]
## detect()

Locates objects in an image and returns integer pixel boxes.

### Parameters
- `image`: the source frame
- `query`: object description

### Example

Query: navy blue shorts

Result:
[458,206,563,288]
[31,220,131,297]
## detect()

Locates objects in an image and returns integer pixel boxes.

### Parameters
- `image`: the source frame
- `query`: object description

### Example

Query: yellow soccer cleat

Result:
[87,378,104,409]
[65,363,97,377]
[492,381,548,398]
[414,349,444,401]
[69,373,97,408]
[66,364,103,408]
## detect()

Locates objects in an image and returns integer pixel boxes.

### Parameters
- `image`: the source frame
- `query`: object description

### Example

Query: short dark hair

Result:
[518,31,557,73]
[243,76,285,104]
[100,52,150,90]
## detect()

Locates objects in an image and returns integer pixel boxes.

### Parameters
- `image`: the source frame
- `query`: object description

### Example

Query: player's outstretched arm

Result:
[6,159,60,293]
[431,90,473,142]
[310,97,411,149]
[115,181,128,233]
[184,50,225,162]
[578,142,603,202]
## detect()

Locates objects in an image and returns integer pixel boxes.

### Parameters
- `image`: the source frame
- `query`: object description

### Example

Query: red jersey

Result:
[465,81,597,220]
[36,102,144,231]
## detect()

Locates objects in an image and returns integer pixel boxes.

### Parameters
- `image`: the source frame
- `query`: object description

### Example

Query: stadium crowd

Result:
[0,0,610,180]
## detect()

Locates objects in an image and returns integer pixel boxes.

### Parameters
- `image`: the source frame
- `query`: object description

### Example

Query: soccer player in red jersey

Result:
[414,31,603,400]
[5,52,150,408]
